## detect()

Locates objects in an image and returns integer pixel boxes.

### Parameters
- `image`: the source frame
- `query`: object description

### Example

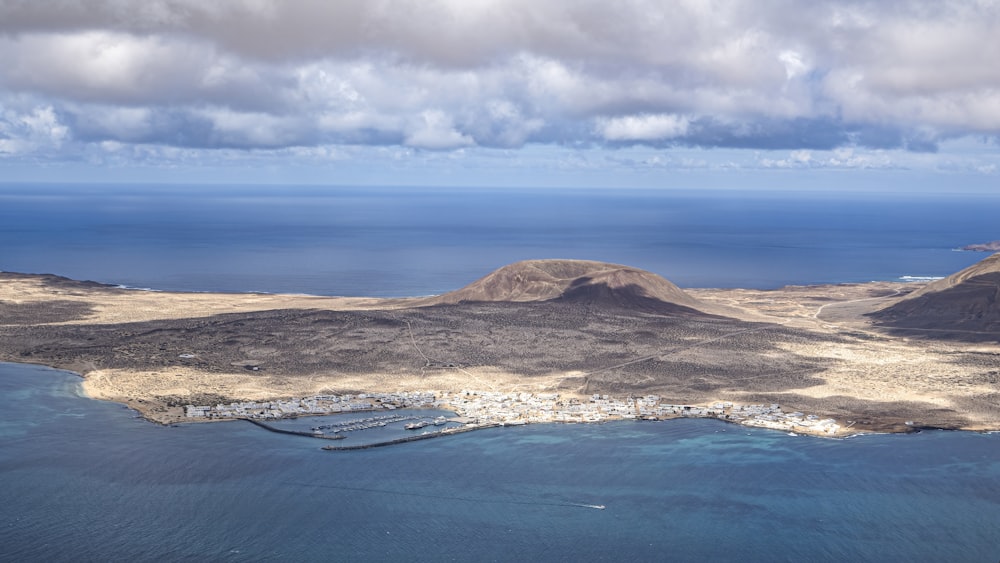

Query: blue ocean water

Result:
[1,184,997,295]
[1,363,999,561]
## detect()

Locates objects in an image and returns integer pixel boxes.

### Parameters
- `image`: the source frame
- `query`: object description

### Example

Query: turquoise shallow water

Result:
[2,362,999,562]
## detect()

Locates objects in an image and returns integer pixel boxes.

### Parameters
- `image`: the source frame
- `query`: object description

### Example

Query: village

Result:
[184,389,843,436]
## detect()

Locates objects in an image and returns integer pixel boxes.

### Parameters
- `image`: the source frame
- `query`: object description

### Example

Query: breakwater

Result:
[322,423,498,451]
[241,418,346,440]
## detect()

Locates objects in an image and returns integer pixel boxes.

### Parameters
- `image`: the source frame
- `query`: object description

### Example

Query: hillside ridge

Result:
[870,253,1000,337]
[424,259,711,315]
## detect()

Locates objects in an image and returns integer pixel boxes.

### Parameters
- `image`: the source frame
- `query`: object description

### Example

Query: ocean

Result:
[2,183,1000,561]
[1,363,998,561]
[1,184,997,295]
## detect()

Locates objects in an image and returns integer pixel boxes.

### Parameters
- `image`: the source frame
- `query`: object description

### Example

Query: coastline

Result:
[68,371,911,440]
[4,358,988,442]
[3,359,841,438]
[3,269,999,438]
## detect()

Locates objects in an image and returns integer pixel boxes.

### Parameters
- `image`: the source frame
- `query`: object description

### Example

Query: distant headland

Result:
[1,257,998,438]
[960,240,1000,252]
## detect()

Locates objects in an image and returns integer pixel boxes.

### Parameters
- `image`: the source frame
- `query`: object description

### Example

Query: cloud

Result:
[0,104,68,156]
[404,110,474,150]
[598,114,690,142]
[0,0,999,163]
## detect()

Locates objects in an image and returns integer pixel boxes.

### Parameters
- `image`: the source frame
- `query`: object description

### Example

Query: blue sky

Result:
[1,1,998,191]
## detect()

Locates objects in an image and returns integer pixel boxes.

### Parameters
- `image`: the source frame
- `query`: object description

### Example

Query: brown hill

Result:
[424,259,714,315]
[870,253,1000,337]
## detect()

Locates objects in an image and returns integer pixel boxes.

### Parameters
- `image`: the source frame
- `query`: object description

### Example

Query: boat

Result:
[405,421,429,430]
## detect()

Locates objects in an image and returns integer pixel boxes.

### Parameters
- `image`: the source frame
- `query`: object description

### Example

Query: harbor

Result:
[185,389,843,444]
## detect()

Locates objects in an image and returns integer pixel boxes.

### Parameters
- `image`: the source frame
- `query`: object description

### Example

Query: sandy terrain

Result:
[2,265,998,434]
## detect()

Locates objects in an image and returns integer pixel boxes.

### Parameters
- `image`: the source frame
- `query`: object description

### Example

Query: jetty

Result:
[241,418,346,440]
[322,423,498,451]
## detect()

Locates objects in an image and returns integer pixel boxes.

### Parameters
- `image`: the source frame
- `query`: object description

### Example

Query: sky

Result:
[0,0,998,190]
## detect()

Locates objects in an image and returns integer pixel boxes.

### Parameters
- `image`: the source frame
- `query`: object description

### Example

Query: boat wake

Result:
[286,481,605,511]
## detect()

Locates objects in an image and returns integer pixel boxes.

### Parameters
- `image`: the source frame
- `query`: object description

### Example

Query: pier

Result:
[241,418,346,440]
[322,423,498,451]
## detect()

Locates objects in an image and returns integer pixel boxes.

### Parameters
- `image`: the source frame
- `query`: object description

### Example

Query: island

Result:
[2,257,998,438]
[960,240,1000,252]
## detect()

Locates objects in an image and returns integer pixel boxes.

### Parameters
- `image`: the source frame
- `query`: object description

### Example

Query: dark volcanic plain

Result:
[2,259,999,434]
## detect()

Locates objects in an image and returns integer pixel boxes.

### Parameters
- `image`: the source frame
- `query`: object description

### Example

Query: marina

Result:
[189,389,844,446]
[310,413,421,434]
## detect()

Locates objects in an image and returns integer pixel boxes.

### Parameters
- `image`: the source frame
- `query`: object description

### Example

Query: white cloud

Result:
[0,105,68,155]
[404,110,474,150]
[598,114,690,142]
[789,150,811,164]
[196,107,304,147]
[0,0,998,166]
[778,50,808,80]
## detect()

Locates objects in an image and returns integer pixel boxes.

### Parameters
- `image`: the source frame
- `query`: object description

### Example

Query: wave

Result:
[115,284,164,292]
[115,284,283,295]
[897,276,944,282]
